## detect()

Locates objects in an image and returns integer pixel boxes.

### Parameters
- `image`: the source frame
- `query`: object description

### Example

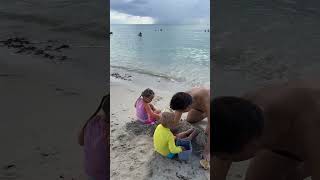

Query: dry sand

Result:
[110,78,210,180]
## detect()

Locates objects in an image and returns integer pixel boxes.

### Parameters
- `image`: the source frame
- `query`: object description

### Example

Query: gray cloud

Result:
[111,0,209,24]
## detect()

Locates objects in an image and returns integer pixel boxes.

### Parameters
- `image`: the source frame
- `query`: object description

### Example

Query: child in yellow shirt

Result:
[153,112,197,159]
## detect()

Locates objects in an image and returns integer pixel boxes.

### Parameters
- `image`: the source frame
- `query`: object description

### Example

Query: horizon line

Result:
[110,23,210,25]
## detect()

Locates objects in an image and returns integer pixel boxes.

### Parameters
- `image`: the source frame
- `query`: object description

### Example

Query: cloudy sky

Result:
[110,0,209,24]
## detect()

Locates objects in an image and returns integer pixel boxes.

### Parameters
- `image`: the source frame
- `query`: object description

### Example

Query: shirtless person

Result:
[212,80,320,180]
[170,87,210,164]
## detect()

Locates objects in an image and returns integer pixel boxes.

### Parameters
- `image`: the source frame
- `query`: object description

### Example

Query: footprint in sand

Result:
[55,88,80,96]
[153,96,163,103]
[112,171,119,177]
[54,44,70,51]
[62,91,80,96]
[36,146,60,165]
[0,171,19,179]
[34,49,44,55]
[59,56,67,61]
[2,164,16,170]
[117,134,127,141]
[176,172,191,180]
[129,166,134,171]
[0,74,21,78]
[1,163,19,179]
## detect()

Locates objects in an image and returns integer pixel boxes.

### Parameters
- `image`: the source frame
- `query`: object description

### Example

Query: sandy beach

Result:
[0,1,107,179]
[110,72,210,180]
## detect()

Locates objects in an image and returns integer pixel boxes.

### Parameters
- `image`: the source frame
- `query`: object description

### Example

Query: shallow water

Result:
[111,24,210,87]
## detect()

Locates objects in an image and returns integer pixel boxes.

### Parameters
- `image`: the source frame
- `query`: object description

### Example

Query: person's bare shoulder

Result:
[192,88,209,104]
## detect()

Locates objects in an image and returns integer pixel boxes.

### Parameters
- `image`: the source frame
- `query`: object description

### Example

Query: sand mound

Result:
[125,121,157,137]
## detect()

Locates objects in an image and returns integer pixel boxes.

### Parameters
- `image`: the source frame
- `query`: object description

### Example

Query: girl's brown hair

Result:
[134,88,155,107]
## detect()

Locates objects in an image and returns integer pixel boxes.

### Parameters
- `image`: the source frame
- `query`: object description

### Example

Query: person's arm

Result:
[213,156,232,180]
[149,103,157,111]
[173,111,183,124]
[144,103,161,120]
[168,133,183,154]
[205,99,210,134]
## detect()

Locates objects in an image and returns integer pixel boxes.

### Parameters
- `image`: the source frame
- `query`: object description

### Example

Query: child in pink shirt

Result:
[134,88,161,124]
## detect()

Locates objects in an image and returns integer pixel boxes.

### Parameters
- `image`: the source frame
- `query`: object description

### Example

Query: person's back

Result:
[244,80,320,132]
[212,80,320,179]
[135,97,148,122]
[242,80,320,160]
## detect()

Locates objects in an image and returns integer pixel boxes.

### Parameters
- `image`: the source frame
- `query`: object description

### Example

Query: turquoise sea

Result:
[110,24,210,87]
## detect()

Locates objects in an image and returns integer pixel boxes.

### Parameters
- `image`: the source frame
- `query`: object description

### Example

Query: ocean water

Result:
[110,24,210,87]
